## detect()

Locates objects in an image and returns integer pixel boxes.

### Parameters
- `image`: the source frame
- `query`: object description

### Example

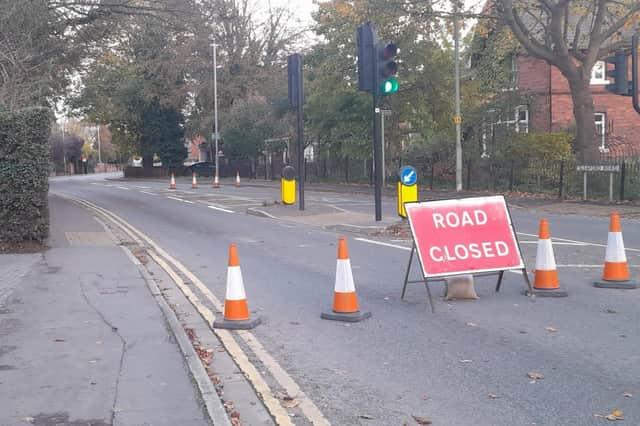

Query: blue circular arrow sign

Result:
[399,166,417,186]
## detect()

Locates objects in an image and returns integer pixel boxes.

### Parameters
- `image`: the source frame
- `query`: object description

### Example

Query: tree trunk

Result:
[567,77,599,162]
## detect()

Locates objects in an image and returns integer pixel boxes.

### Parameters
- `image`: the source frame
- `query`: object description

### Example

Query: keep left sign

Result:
[405,196,524,277]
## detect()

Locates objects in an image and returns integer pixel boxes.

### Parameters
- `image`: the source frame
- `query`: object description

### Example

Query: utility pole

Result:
[454,1,463,192]
[61,120,66,174]
[212,43,220,183]
[96,123,101,163]
[287,53,305,210]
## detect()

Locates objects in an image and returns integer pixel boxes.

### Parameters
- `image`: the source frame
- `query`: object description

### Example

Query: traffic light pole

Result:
[632,34,640,114]
[296,62,305,211]
[372,57,383,221]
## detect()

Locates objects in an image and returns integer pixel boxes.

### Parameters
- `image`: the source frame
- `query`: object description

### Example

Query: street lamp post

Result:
[96,123,102,164]
[212,43,220,183]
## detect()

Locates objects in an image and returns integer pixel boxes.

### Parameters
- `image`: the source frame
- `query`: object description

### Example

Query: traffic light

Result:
[357,23,375,93]
[605,51,631,96]
[376,41,398,95]
[288,54,303,107]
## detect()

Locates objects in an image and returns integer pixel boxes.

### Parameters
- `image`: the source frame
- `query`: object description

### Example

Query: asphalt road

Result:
[50,174,640,426]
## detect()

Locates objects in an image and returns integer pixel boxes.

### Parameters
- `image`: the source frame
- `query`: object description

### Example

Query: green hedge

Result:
[0,107,52,242]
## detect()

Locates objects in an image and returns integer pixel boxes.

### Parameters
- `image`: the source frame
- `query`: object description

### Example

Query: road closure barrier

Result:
[213,244,261,329]
[397,166,418,218]
[321,237,371,322]
[169,173,176,190]
[402,196,532,311]
[531,218,567,297]
[594,212,637,289]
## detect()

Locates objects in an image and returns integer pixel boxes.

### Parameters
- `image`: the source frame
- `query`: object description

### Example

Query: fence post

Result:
[429,160,434,190]
[619,161,626,201]
[345,156,349,183]
[558,160,565,199]
[466,159,472,190]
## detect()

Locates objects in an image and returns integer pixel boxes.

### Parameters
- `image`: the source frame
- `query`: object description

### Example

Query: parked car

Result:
[186,161,216,177]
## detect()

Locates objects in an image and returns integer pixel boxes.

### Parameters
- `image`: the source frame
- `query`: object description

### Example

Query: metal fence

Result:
[302,155,640,202]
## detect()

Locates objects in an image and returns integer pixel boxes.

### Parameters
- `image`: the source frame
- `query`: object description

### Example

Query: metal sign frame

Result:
[401,196,533,311]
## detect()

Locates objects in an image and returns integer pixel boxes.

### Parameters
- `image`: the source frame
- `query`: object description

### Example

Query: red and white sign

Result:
[405,196,524,277]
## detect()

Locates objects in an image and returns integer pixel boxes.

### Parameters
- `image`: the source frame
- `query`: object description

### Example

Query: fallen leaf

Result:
[223,400,234,411]
[623,392,632,398]
[488,393,499,399]
[612,409,623,419]
[459,359,473,363]
[527,371,544,380]
[359,414,374,420]
[544,327,558,333]
[53,338,65,342]
[412,415,432,425]
[466,322,477,327]
[605,414,617,421]
[281,399,300,409]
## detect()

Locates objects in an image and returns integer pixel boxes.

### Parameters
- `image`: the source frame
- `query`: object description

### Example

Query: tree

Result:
[222,100,283,161]
[497,0,640,161]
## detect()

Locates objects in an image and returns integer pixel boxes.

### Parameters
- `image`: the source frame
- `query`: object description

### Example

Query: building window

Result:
[507,55,518,87]
[590,61,608,84]
[594,112,608,153]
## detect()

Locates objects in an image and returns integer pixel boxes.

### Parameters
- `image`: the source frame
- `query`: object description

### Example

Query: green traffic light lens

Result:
[381,78,398,94]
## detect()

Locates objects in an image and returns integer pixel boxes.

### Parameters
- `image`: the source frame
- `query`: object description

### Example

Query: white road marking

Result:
[355,237,411,251]
[166,196,193,204]
[140,191,157,196]
[329,204,351,213]
[519,241,587,246]
[517,232,640,253]
[248,208,278,219]
[133,185,151,189]
[90,182,100,185]
[117,186,130,190]
[207,205,234,214]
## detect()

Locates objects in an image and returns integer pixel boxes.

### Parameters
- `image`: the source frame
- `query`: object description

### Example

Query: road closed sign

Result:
[404,196,524,277]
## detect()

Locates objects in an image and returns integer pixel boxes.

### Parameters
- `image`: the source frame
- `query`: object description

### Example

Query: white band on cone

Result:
[605,232,627,263]
[226,266,247,300]
[334,259,356,293]
[535,239,557,270]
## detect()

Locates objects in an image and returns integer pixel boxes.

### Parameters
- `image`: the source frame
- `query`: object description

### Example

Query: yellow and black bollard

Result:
[397,166,418,218]
[281,165,296,205]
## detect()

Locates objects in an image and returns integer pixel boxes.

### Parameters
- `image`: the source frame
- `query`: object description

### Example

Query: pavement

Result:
[45,173,640,426]
[0,195,213,426]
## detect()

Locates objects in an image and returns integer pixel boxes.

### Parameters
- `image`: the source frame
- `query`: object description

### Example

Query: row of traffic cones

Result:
[168,172,241,190]
[214,237,370,330]
[530,212,636,297]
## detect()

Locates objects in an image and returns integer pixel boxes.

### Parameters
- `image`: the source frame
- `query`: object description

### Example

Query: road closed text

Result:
[428,209,510,262]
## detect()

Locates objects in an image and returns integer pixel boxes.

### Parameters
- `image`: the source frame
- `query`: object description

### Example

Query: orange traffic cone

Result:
[212,173,220,188]
[595,212,637,289]
[169,173,176,190]
[213,244,261,329]
[235,171,241,187]
[529,218,567,297]
[321,237,371,322]
[191,172,198,189]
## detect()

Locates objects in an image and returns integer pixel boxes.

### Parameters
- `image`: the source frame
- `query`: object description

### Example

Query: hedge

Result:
[0,107,52,242]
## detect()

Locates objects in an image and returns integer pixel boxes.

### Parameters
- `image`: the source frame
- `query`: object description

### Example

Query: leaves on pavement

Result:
[527,371,544,380]
[412,415,432,424]
[544,327,558,333]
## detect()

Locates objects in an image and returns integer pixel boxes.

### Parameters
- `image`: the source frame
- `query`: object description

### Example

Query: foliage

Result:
[141,100,186,170]
[305,0,455,165]
[222,101,283,160]
[0,107,52,241]
[498,132,574,162]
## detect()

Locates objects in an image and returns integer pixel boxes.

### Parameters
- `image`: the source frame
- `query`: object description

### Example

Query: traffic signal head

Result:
[605,51,631,96]
[377,41,398,95]
[357,23,375,93]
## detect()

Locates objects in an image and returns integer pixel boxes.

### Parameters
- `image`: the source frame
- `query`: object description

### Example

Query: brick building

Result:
[516,55,639,157]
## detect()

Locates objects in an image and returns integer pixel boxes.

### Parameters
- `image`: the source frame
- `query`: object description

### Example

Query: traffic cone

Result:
[594,212,637,289]
[235,171,241,187]
[212,173,220,188]
[528,218,567,297]
[191,172,198,189]
[321,237,371,322]
[213,244,261,329]
[169,173,176,190]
